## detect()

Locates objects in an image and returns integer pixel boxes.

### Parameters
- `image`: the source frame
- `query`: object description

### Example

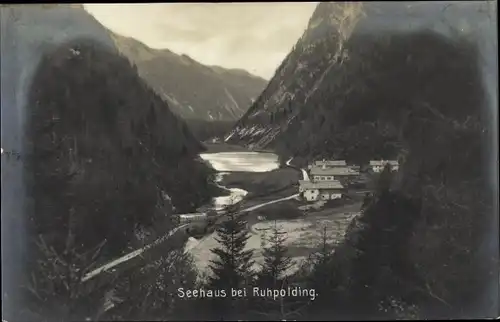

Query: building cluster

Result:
[369,160,399,172]
[299,159,399,202]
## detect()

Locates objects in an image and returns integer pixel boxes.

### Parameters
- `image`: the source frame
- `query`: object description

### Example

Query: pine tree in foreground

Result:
[258,221,293,288]
[253,221,299,320]
[206,212,254,320]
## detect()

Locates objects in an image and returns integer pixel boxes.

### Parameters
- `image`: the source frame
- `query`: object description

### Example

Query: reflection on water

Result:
[200,152,279,172]
[212,171,248,210]
[200,151,280,209]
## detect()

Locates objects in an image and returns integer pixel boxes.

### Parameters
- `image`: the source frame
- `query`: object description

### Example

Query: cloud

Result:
[84,3,317,79]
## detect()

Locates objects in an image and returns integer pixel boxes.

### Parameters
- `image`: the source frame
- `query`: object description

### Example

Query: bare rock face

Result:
[226,1,496,157]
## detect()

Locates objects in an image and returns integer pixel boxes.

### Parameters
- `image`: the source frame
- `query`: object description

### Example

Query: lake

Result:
[199,151,280,209]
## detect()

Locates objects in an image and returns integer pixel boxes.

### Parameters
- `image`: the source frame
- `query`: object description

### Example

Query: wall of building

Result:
[313,175,336,181]
[304,189,342,202]
[304,189,319,201]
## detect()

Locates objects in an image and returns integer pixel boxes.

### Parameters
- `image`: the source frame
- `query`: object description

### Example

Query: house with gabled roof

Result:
[308,159,347,170]
[309,165,360,182]
[299,179,345,202]
[313,159,347,167]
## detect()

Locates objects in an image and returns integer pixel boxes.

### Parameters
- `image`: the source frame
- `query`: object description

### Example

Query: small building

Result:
[312,159,347,168]
[309,165,360,182]
[308,159,347,170]
[178,213,207,224]
[369,160,399,173]
[299,180,345,202]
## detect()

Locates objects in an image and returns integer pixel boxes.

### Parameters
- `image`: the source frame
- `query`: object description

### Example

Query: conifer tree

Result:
[206,212,254,320]
[258,221,293,287]
[253,222,297,320]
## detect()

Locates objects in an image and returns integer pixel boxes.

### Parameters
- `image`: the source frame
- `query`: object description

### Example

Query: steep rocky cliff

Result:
[227,2,496,162]
[227,1,498,318]
[112,34,267,122]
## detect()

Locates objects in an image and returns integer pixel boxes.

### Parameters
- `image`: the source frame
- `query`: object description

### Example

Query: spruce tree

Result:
[206,212,254,320]
[258,221,293,287]
[254,222,296,320]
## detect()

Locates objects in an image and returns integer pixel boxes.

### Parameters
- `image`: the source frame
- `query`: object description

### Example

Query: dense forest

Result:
[112,33,266,122]
[4,3,497,321]
[185,119,235,142]
[20,164,496,320]
[17,39,225,320]
[224,2,497,320]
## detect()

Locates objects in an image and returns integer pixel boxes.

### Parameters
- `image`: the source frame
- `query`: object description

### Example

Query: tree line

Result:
[21,167,465,321]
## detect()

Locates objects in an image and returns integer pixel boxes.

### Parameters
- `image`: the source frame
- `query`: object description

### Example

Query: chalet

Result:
[299,180,345,202]
[315,159,347,167]
[309,165,360,182]
[308,159,347,170]
[369,160,399,173]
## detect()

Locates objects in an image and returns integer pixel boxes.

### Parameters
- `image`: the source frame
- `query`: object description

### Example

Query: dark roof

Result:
[299,180,344,189]
[310,166,359,176]
[313,160,347,166]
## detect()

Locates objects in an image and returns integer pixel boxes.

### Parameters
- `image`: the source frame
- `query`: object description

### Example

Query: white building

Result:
[178,213,207,224]
[299,180,345,202]
[309,165,360,182]
[308,160,347,169]
[369,160,399,173]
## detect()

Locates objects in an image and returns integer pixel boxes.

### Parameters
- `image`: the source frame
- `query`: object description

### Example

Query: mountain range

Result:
[111,33,267,122]
[226,2,496,159]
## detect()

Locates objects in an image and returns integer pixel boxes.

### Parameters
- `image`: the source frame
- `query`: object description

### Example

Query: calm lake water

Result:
[200,151,280,172]
[199,151,280,209]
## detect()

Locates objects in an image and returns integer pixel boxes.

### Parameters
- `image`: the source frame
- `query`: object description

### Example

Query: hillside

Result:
[1,5,222,319]
[27,39,223,253]
[111,33,267,122]
[226,2,496,161]
[226,1,497,318]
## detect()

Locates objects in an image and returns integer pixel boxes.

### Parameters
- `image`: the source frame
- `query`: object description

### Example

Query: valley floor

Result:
[189,198,363,275]
[187,149,367,275]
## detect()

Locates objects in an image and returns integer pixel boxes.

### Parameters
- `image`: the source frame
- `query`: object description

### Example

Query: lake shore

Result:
[203,142,252,153]
[203,142,274,154]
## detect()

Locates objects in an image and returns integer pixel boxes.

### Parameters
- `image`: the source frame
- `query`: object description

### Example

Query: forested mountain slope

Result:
[227,1,498,318]
[112,34,267,122]
[227,2,496,164]
[1,6,221,319]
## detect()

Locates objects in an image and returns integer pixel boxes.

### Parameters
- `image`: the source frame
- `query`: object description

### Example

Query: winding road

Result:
[286,157,310,181]
[82,223,189,282]
[82,160,308,282]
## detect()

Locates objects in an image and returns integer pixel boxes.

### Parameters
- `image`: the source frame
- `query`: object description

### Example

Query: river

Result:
[200,151,280,210]
[83,150,283,281]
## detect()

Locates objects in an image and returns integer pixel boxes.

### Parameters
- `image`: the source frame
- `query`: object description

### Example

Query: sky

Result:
[84,3,318,80]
